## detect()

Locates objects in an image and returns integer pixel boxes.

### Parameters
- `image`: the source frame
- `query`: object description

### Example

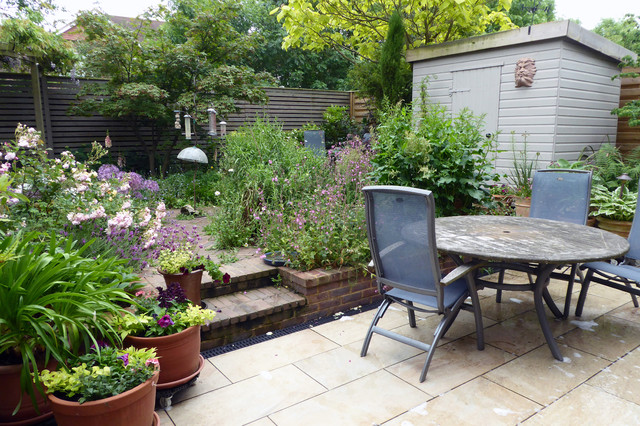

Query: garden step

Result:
[200,286,307,350]
[202,256,279,299]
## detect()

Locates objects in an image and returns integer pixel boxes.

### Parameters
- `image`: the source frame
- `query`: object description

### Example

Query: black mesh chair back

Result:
[529,169,592,224]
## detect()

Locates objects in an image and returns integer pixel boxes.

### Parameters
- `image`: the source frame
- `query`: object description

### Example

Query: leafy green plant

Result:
[371,90,500,216]
[507,133,540,198]
[207,117,327,248]
[157,170,222,208]
[39,346,157,404]
[321,105,362,147]
[255,137,372,270]
[0,232,139,412]
[590,184,638,221]
[156,243,223,279]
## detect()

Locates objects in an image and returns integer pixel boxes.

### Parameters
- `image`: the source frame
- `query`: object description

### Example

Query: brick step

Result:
[200,286,307,350]
[201,256,279,299]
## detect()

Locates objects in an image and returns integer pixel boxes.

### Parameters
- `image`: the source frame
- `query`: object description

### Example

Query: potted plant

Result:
[113,282,215,387]
[39,346,159,426]
[507,134,539,217]
[156,243,223,306]
[590,184,638,237]
[0,232,139,425]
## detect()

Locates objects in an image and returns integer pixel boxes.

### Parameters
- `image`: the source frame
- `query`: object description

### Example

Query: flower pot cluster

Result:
[0,231,215,425]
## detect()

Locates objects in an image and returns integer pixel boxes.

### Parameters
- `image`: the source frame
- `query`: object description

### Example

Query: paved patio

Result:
[155,270,640,425]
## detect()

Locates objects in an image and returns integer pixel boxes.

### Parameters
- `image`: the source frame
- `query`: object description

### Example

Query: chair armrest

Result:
[441,261,486,286]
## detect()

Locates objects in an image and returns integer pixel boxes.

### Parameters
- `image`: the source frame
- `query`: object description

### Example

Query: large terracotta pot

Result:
[0,361,54,425]
[514,196,530,217]
[47,370,158,426]
[159,269,203,306]
[125,325,201,385]
[596,216,632,238]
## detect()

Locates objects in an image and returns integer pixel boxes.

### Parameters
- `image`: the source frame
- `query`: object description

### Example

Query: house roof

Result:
[406,20,637,64]
[61,15,164,41]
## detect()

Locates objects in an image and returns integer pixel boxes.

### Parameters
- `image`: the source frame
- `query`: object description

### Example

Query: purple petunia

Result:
[157,314,175,328]
[117,353,129,366]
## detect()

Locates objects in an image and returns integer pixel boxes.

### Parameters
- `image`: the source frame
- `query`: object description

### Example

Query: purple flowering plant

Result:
[39,345,158,404]
[255,136,373,271]
[113,282,215,338]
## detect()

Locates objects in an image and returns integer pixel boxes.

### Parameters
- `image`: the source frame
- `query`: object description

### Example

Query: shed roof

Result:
[406,20,637,64]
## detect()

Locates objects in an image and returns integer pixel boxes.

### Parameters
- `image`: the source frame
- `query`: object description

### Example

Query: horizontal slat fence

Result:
[0,72,368,171]
[616,67,640,156]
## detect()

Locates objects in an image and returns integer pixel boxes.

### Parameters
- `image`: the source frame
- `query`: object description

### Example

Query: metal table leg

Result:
[533,264,563,360]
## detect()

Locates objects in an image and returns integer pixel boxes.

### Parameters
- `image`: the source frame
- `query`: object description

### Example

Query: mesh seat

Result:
[361,186,485,382]
[576,181,640,316]
[496,169,592,317]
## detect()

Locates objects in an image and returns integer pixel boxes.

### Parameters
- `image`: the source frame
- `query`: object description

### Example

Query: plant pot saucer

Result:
[152,411,160,426]
[156,354,205,391]
[262,251,297,267]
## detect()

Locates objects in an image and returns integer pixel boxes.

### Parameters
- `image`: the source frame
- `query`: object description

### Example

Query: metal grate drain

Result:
[201,302,380,358]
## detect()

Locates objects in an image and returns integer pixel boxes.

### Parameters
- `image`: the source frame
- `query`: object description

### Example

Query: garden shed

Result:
[406,20,637,176]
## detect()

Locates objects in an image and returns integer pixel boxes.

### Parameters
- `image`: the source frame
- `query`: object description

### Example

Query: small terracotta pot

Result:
[47,370,158,426]
[159,269,204,306]
[0,360,55,425]
[124,325,201,385]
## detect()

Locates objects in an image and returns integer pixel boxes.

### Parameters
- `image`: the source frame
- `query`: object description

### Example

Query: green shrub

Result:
[157,169,221,208]
[207,117,327,248]
[371,93,500,216]
[321,105,363,147]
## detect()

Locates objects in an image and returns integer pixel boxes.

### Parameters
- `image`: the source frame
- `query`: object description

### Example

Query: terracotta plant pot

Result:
[47,370,159,426]
[0,361,54,425]
[159,269,203,306]
[514,196,531,217]
[596,217,632,238]
[125,325,201,385]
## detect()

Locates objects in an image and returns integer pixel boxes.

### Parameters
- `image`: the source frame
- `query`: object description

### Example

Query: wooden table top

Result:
[423,216,630,264]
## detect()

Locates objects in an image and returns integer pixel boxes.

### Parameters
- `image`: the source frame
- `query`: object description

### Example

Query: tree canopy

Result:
[594,14,640,55]
[273,0,514,62]
[73,0,276,174]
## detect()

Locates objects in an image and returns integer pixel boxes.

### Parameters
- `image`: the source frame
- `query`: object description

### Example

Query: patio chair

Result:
[496,169,592,318]
[361,185,485,382]
[575,182,640,316]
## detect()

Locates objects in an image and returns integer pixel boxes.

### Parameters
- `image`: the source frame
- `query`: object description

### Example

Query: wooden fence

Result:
[0,72,369,170]
[616,67,640,156]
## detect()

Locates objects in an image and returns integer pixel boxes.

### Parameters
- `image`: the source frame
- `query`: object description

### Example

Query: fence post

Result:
[349,91,355,119]
[30,63,47,146]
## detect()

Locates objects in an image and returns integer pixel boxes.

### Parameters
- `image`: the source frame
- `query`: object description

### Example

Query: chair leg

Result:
[361,298,391,357]
[407,300,417,328]
[624,281,640,308]
[420,296,466,382]
[575,269,594,317]
[495,269,505,303]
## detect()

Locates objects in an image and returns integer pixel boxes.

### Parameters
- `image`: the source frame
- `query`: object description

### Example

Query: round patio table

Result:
[412,216,629,360]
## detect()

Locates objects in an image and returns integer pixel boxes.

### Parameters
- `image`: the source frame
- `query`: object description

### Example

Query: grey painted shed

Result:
[406,20,637,176]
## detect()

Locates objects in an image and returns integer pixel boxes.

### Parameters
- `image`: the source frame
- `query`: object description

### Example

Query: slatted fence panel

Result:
[1,73,369,169]
[616,67,640,156]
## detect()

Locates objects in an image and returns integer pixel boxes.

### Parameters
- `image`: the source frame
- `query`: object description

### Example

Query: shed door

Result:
[451,66,501,136]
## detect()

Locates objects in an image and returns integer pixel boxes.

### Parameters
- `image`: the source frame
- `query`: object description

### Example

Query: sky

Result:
[47,0,639,31]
